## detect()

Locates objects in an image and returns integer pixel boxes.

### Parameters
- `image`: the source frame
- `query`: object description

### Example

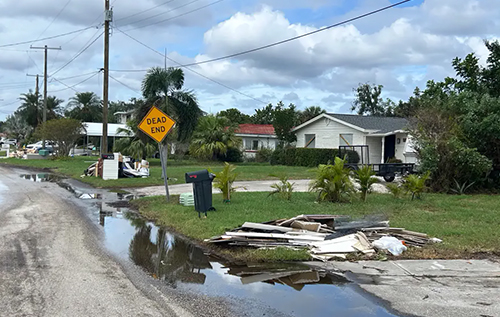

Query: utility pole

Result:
[30,45,61,148]
[102,0,112,154]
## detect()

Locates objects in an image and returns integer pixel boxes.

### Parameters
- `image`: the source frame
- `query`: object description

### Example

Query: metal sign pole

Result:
[159,142,170,202]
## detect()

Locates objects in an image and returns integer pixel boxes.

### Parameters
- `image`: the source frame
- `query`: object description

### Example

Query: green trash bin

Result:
[39,149,49,156]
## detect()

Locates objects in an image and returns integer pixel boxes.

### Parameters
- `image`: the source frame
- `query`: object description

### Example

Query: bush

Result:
[387,183,406,199]
[217,147,242,163]
[270,148,360,167]
[309,157,355,203]
[354,165,378,202]
[387,157,403,163]
[268,176,295,200]
[256,148,274,163]
[403,171,431,200]
[210,162,238,202]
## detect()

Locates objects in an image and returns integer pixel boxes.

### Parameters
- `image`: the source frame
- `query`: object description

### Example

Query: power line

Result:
[49,31,104,77]
[109,74,141,94]
[112,0,410,72]
[48,72,99,93]
[0,26,97,48]
[115,0,177,23]
[34,0,74,44]
[115,27,267,104]
[118,0,201,28]
[124,0,225,31]
[180,0,412,68]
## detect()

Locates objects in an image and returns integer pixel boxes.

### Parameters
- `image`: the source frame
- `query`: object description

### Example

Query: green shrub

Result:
[217,147,242,163]
[270,148,360,167]
[268,176,295,200]
[387,157,403,163]
[355,165,378,202]
[309,157,355,203]
[387,183,406,199]
[403,171,431,200]
[256,148,274,163]
[210,162,238,202]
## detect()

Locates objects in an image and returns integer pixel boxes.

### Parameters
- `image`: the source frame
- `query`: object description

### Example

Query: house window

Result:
[244,139,252,150]
[339,134,353,146]
[305,134,316,148]
[252,140,259,151]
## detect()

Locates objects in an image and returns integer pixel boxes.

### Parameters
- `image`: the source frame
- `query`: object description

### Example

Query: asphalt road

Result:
[0,166,231,317]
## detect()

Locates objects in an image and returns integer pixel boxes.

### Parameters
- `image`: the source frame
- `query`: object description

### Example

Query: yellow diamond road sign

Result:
[138,106,176,143]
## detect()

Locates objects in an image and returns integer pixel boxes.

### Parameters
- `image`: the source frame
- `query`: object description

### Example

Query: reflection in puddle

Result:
[23,174,398,316]
[19,173,63,183]
[95,205,397,316]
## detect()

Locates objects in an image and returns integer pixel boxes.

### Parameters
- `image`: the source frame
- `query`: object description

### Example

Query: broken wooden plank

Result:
[240,270,312,285]
[290,220,321,232]
[242,222,294,233]
[224,232,325,241]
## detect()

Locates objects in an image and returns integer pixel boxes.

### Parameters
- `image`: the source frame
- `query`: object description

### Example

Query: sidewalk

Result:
[306,259,500,317]
[129,179,390,196]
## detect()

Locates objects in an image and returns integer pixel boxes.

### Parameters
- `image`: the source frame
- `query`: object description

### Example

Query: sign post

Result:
[138,106,176,202]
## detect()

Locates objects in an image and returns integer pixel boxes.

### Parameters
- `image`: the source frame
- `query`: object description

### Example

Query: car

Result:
[0,138,17,146]
[26,140,56,153]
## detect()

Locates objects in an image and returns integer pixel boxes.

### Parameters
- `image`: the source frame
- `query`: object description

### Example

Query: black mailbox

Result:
[185,170,216,217]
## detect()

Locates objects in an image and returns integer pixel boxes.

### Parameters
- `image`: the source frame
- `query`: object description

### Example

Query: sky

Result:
[0,0,499,120]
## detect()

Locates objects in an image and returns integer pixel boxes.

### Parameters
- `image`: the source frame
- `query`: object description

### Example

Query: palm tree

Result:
[65,92,102,122]
[3,112,32,142]
[46,96,64,120]
[113,121,156,160]
[141,67,202,142]
[17,90,41,129]
[189,115,241,160]
[299,106,326,124]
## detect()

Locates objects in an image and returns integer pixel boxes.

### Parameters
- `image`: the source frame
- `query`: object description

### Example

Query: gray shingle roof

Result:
[327,113,408,134]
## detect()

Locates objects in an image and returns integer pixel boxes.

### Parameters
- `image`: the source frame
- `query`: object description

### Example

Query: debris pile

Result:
[205,214,441,261]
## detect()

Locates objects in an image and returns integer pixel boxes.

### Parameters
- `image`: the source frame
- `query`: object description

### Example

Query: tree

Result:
[108,98,141,123]
[189,115,240,160]
[252,104,274,124]
[272,101,298,146]
[352,83,394,116]
[3,112,32,142]
[17,90,41,129]
[298,106,325,124]
[36,118,83,157]
[65,92,102,122]
[217,108,252,124]
[141,67,202,142]
[113,121,155,160]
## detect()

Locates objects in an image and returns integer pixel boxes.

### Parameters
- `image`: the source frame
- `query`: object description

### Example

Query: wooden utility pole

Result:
[26,74,40,97]
[30,45,61,148]
[102,0,112,154]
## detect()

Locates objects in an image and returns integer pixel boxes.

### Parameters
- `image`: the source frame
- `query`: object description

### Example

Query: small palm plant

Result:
[355,165,378,202]
[211,162,238,202]
[403,171,431,200]
[450,178,475,195]
[387,183,406,199]
[269,176,295,200]
[309,157,355,203]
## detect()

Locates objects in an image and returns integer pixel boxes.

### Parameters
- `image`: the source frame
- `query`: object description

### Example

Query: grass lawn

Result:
[133,192,500,262]
[1,156,314,188]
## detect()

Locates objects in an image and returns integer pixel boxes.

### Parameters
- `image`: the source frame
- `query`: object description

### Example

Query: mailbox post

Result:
[185,170,216,218]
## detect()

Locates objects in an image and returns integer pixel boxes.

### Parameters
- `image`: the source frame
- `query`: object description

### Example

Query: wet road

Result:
[0,166,401,317]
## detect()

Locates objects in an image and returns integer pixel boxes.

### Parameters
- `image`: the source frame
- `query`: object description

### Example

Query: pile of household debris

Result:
[205,215,442,261]
[83,154,150,179]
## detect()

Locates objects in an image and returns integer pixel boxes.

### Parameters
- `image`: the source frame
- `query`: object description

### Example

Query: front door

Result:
[384,135,396,162]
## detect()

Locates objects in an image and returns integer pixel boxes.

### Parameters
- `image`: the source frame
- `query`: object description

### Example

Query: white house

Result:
[114,110,134,124]
[235,124,278,158]
[293,113,417,164]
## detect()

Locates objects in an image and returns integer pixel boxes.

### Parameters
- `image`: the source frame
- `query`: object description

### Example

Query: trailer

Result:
[338,145,415,182]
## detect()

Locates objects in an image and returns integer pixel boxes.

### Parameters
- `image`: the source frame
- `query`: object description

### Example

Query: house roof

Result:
[235,124,275,135]
[327,113,408,134]
[82,122,133,137]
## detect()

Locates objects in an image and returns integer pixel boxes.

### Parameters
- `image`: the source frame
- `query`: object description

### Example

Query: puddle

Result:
[19,173,64,183]
[22,174,400,316]
[92,203,399,316]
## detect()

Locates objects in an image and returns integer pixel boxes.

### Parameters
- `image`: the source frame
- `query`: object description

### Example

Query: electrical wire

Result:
[33,0,74,44]
[115,0,177,23]
[48,72,99,93]
[115,27,267,104]
[121,0,224,31]
[118,0,200,28]
[49,31,104,78]
[109,74,141,94]
[0,26,97,48]
[112,0,410,72]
